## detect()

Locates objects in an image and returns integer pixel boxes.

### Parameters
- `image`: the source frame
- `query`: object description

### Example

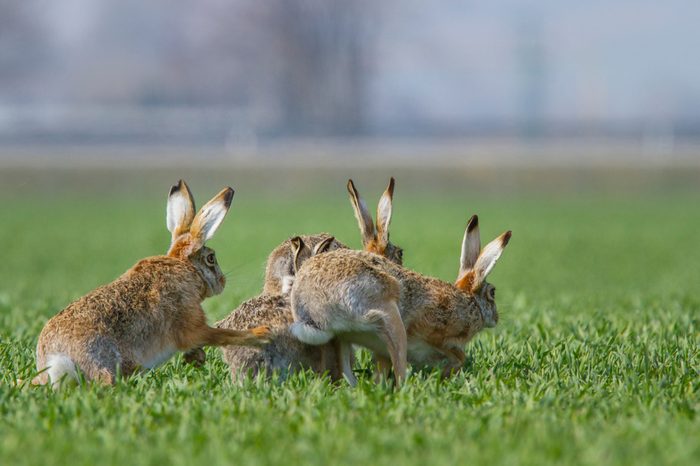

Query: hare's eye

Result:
[397,249,403,259]
[490,288,496,299]
[205,253,216,266]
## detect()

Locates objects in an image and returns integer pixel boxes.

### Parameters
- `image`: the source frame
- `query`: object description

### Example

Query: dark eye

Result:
[490,288,496,299]
[205,253,216,266]
[397,249,403,259]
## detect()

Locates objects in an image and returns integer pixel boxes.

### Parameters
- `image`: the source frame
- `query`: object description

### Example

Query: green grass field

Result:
[0,168,698,466]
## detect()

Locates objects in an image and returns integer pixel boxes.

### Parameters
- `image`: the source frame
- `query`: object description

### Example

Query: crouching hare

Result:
[290,215,511,386]
[33,180,269,388]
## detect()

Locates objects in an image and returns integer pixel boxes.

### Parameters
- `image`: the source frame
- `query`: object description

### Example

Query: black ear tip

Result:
[224,188,234,206]
[169,180,184,196]
[502,231,512,246]
[467,214,479,232]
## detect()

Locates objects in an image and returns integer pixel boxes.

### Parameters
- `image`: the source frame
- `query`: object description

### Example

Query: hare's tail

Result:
[290,322,333,345]
[34,353,78,387]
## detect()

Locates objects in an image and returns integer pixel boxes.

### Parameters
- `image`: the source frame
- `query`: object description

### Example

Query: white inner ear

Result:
[194,202,228,241]
[376,194,392,239]
[474,238,504,282]
[167,192,193,234]
[355,197,375,239]
[459,226,480,274]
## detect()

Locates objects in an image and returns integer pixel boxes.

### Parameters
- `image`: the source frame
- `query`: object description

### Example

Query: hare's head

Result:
[280,235,336,293]
[166,180,234,297]
[455,215,512,328]
[347,177,403,265]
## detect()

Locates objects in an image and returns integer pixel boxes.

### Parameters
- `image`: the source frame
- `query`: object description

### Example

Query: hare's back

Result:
[40,256,198,344]
[217,294,293,331]
[218,294,324,380]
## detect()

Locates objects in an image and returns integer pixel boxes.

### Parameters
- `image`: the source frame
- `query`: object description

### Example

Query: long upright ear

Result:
[166,180,196,242]
[459,215,480,275]
[347,179,375,245]
[188,187,234,247]
[290,236,306,274]
[375,177,395,247]
[470,231,512,290]
[313,236,336,255]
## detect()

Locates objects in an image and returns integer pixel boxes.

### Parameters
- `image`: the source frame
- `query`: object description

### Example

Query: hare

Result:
[217,236,343,381]
[33,180,269,388]
[220,178,403,381]
[263,234,346,295]
[261,177,401,295]
[290,215,512,387]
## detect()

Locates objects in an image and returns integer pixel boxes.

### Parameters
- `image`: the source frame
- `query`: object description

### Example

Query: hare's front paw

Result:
[252,325,271,338]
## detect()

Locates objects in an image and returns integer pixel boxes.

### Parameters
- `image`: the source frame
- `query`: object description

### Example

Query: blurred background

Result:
[1,0,700,166]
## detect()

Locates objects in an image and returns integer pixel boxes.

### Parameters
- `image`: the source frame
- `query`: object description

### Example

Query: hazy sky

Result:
[3,0,700,125]
[374,0,700,123]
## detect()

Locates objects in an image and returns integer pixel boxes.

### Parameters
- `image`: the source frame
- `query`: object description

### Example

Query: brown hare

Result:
[33,180,269,388]
[220,178,403,381]
[290,215,511,387]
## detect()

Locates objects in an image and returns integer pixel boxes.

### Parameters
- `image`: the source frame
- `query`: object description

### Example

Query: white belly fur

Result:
[140,345,177,369]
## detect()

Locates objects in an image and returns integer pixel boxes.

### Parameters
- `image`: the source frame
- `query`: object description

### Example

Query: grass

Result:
[0,169,698,466]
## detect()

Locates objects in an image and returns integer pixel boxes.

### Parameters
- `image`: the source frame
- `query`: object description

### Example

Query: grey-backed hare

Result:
[33,180,269,388]
[219,178,403,381]
[290,215,512,386]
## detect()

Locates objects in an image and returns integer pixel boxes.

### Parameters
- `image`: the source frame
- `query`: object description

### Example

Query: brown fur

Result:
[217,294,344,381]
[33,180,269,387]
[220,235,348,381]
[291,219,511,385]
[262,234,347,295]
[221,178,406,382]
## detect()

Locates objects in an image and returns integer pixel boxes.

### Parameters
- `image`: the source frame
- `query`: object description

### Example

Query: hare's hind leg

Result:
[333,339,357,386]
[375,301,407,387]
[373,355,392,384]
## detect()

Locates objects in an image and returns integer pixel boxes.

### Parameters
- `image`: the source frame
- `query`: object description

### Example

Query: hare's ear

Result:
[167,180,196,241]
[290,236,307,274]
[470,231,512,290]
[313,236,336,255]
[347,179,375,245]
[459,215,480,275]
[189,187,234,247]
[375,177,395,247]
